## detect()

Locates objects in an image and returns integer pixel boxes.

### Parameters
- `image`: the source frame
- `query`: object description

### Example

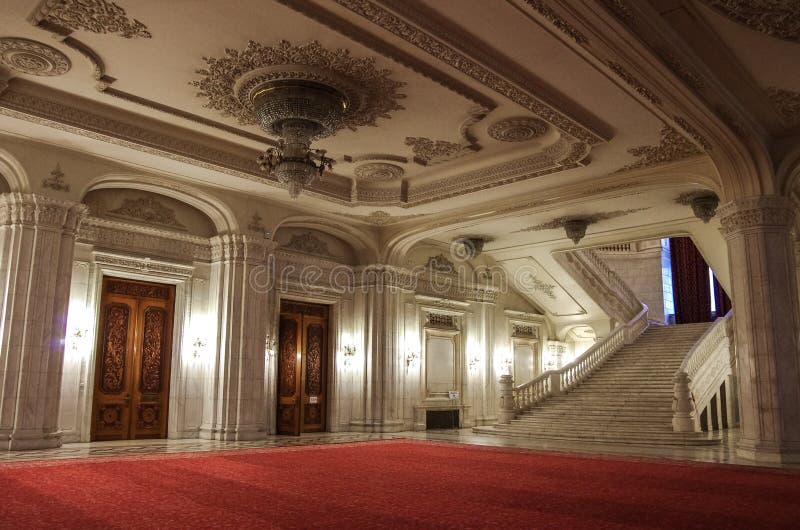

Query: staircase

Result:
[476,323,722,446]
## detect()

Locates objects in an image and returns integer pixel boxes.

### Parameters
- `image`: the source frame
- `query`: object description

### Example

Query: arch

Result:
[0,147,32,192]
[80,173,239,234]
[272,216,380,264]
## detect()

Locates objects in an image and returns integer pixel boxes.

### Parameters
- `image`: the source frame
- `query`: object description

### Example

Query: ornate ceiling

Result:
[0,0,796,228]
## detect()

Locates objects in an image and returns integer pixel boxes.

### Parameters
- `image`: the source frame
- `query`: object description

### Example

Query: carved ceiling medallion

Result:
[700,0,800,43]
[354,162,405,182]
[616,125,703,172]
[34,0,152,39]
[192,40,405,133]
[0,38,70,76]
[487,117,549,142]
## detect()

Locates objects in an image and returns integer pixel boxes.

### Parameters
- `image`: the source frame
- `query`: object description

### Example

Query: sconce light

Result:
[502,357,513,376]
[66,327,89,359]
[468,355,481,372]
[406,350,420,368]
[192,338,207,359]
[342,344,356,366]
[265,334,277,359]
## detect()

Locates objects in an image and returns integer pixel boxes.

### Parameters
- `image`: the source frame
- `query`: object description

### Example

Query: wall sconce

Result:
[66,327,89,360]
[468,355,482,372]
[502,357,513,376]
[192,338,207,359]
[406,350,420,368]
[265,334,277,359]
[342,344,356,367]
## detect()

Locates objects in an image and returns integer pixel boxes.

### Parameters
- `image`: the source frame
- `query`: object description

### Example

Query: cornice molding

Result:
[336,0,608,145]
[699,0,800,44]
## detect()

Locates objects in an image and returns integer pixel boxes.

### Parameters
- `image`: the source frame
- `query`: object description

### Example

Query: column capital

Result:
[718,195,795,238]
[0,192,88,231]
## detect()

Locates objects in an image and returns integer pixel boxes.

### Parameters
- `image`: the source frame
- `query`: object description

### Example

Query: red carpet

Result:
[1,440,798,529]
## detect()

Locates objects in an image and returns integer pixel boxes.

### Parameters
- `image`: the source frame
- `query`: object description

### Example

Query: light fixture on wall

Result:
[406,350,420,369]
[468,355,482,372]
[192,338,207,360]
[265,334,277,359]
[342,344,356,367]
[65,327,89,360]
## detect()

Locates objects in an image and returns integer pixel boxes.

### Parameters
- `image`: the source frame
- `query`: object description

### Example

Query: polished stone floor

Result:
[2,427,798,469]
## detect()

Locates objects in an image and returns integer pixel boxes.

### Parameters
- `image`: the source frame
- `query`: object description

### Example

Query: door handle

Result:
[124,394,131,407]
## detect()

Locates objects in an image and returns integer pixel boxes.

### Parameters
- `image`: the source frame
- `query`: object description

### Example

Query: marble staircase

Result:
[476,323,722,446]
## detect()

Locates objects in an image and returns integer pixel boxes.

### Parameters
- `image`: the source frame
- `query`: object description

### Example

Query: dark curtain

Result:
[713,277,733,316]
[669,237,713,324]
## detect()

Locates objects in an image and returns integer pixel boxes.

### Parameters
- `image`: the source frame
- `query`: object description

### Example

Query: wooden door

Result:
[277,302,328,435]
[91,278,175,441]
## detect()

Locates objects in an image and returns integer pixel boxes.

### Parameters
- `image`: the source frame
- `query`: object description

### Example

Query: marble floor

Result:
[2,427,798,469]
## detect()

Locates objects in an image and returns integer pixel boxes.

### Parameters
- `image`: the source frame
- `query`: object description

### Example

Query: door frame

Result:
[273,294,339,434]
[81,252,194,442]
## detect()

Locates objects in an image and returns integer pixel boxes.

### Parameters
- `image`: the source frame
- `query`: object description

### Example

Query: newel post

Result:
[497,374,516,424]
[672,372,698,432]
[548,372,563,396]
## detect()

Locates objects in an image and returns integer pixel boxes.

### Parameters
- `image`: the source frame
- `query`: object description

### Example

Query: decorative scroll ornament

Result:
[354,162,404,181]
[42,163,70,192]
[305,323,323,395]
[0,38,70,76]
[425,253,457,274]
[674,116,712,151]
[107,197,186,230]
[100,303,128,394]
[616,125,702,172]
[700,0,800,43]
[405,137,475,166]
[340,210,423,226]
[247,212,267,233]
[487,117,549,142]
[284,232,332,257]
[516,208,650,244]
[607,61,661,105]
[521,0,589,45]
[36,0,152,39]
[140,307,165,392]
[766,87,800,125]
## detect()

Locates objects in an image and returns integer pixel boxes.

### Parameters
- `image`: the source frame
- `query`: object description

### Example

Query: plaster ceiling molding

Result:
[658,51,705,92]
[450,236,492,260]
[405,136,476,166]
[599,0,634,22]
[192,40,405,133]
[407,138,590,205]
[343,153,408,164]
[339,210,423,225]
[354,162,404,182]
[487,117,549,142]
[673,116,712,151]
[425,253,457,274]
[514,208,650,243]
[700,0,800,43]
[766,87,800,126]
[675,191,720,223]
[106,197,187,231]
[500,257,586,316]
[518,0,589,46]
[0,38,70,76]
[606,62,661,106]
[42,163,70,192]
[335,0,607,145]
[31,0,152,39]
[283,232,333,257]
[616,125,703,172]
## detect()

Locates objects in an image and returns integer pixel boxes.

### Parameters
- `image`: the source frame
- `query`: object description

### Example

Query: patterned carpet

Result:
[1,439,799,529]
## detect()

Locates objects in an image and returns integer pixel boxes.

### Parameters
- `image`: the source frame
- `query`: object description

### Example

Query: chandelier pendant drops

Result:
[253,81,343,199]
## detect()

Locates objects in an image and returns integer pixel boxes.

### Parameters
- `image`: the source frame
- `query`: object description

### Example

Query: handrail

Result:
[672,310,734,432]
[575,249,641,320]
[508,303,649,414]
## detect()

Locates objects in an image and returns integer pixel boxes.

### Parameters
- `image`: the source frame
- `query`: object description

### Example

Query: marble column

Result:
[349,266,410,432]
[200,234,275,441]
[0,193,87,450]
[719,196,800,463]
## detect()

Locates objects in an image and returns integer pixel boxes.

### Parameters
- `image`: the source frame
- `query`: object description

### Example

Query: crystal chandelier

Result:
[253,81,344,199]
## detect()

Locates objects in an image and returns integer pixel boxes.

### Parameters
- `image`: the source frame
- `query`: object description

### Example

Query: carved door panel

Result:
[301,316,327,433]
[277,302,328,435]
[92,278,174,441]
[277,313,302,436]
